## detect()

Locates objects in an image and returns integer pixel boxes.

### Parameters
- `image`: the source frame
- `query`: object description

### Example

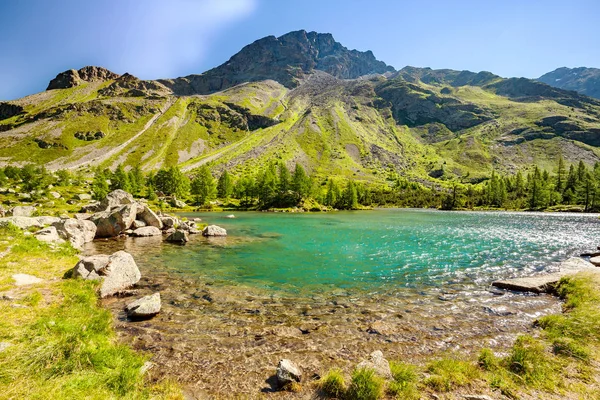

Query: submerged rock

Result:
[276,359,302,386]
[125,292,161,320]
[356,350,392,379]
[202,225,227,237]
[70,251,141,297]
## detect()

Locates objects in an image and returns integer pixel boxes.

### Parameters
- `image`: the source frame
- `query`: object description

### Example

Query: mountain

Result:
[538,67,600,99]
[1,31,600,185]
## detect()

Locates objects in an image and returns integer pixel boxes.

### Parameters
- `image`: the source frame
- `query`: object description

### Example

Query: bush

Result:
[346,368,384,400]
[320,368,345,398]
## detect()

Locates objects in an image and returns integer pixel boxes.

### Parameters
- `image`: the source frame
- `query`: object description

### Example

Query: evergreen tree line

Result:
[2,156,599,212]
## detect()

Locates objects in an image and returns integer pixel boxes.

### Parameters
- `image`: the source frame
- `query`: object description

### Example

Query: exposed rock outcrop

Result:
[0,102,24,121]
[34,226,64,244]
[47,66,120,90]
[10,206,36,217]
[92,203,137,238]
[12,273,43,286]
[53,218,96,250]
[0,216,43,230]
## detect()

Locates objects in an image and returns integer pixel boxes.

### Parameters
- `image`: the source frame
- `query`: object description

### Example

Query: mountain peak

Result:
[47,66,119,90]
[159,30,395,95]
[538,67,600,99]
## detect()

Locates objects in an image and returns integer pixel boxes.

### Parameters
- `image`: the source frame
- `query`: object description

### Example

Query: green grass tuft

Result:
[424,358,480,392]
[320,368,346,398]
[387,361,420,399]
[345,368,384,400]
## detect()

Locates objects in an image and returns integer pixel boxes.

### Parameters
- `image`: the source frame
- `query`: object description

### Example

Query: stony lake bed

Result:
[83,209,600,398]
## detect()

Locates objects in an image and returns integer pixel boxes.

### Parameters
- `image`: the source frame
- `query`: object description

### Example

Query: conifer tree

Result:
[217,170,233,200]
[190,165,216,205]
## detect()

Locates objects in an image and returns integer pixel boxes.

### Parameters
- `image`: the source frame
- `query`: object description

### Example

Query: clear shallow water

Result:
[89,209,600,295]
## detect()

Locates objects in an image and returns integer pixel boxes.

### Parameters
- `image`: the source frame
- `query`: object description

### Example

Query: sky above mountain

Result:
[1,0,598,100]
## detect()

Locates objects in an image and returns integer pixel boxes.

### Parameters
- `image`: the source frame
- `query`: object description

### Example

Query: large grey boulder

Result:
[132,220,146,229]
[70,251,141,297]
[166,229,189,244]
[132,226,162,237]
[0,216,43,230]
[356,350,392,379]
[492,257,599,293]
[202,225,227,237]
[136,205,163,229]
[92,203,137,238]
[160,216,178,229]
[53,218,97,250]
[11,206,36,217]
[36,216,62,225]
[276,359,302,386]
[99,189,134,210]
[34,226,64,244]
[125,293,161,320]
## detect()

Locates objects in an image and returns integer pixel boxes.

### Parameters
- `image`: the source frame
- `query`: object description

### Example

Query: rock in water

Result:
[34,226,64,244]
[11,205,36,217]
[356,350,392,379]
[132,226,162,237]
[202,225,227,236]
[70,251,141,297]
[132,220,147,229]
[276,359,302,386]
[92,203,137,238]
[136,204,163,229]
[160,216,178,229]
[125,293,161,320]
[225,214,235,219]
[166,229,189,244]
[12,273,43,286]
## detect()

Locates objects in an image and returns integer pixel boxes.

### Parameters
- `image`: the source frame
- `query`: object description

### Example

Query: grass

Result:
[345,368,385,400]
[387,361,420,399]
[0,225,182,399]
[319,368,346,398]
[424,357,481,392]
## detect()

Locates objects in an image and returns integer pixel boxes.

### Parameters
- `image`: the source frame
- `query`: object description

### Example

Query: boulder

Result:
[36,216,62,225]
[276,359,302,386]
[92,203,137,238]
[74,213,92,221]
[164,227,176,235]
[356,350,392,379]
[166,229,189,244]
[125,292,161,320]
[49,191,61,199]
[11,206,36,217]
[0,216,43,230]
[77,193,92,201]
[34,226,64,244]
[179,221,196,232]
[160,216,178,229]
[99,189,134,210]
[202,225,227,237]
[590,256,600,266]
[492,257,599,293]
[70,251,141,297]
[136,204,163,229]
[225,214,235,219]
[132,226,162,237]
[12,273,43,286]
[170,198,186,208]
[53,218,97,250]
[80,202,103,213]
[132,220,147,229]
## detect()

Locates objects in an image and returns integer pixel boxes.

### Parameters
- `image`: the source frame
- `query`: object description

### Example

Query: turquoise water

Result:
[90,209,600,295]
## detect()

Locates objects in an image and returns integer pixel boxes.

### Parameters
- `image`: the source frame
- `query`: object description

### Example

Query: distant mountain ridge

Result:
[1,30,600,183]
[538,67,600,99]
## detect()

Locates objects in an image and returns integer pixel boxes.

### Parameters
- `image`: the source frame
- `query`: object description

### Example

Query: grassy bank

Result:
[0,225,181,399]
[319,272,600,399]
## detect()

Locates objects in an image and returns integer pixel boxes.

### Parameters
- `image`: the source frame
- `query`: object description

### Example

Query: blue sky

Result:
[1,0,598,100]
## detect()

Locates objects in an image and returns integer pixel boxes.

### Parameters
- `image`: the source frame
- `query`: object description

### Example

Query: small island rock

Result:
[276,359,302,386]
[125,292,161,320]
[202,225,227,237]
[167,229,189,244]
[132,226,162,237]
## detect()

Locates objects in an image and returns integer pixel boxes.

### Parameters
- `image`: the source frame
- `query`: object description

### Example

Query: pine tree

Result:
[110,164,131,192]
[291,164,310,198]
[278,163,291,193]
[128,165,145,196]
[325,178,340,207]
[154,166,190,198]
[528,166,549,209]
[556,155,565,193]
[92,169,109,200]
[341,180,359,209]
[256,163,278,207]
[217,170,233,200]
[190,165,216,205]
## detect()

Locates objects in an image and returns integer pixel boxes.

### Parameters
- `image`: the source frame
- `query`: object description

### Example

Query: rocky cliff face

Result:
[538,67,600,100]
[159,30,395,95]
[47,66,120,90]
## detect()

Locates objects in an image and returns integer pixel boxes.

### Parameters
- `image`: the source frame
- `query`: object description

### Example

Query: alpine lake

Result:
[85,209,600,397]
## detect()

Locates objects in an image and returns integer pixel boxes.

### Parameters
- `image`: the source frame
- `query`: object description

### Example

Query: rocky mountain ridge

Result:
[538,67,600,99]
